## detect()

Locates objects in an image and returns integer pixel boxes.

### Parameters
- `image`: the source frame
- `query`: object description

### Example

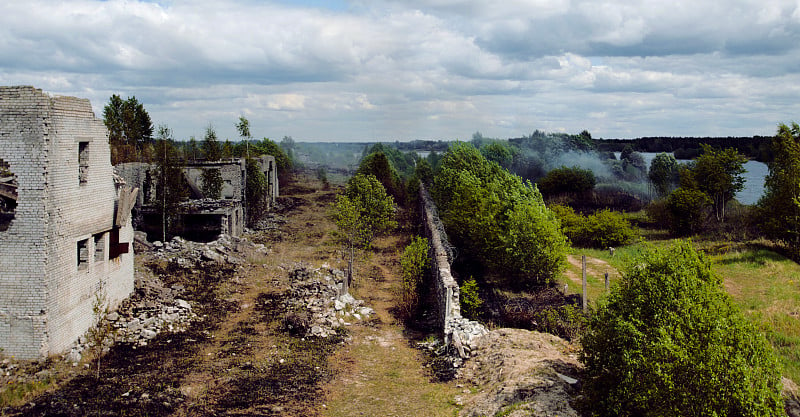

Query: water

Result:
[630,152,768,205]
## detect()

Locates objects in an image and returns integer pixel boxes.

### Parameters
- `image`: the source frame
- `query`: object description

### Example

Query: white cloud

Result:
[1,0,799,140]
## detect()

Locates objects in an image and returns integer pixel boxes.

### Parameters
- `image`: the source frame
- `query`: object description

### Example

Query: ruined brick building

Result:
[116,155,278,242]
[0,86,136,359]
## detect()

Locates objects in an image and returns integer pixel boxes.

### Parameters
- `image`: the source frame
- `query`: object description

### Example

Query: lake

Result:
[634,152,768,205]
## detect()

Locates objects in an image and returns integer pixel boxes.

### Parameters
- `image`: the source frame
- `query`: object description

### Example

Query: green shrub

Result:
[432,142,567,287]
[399,236,430,320]
[459,278,483,319]
[666,187,711,236]
[581,241,785,417]
[537,165,596,197]
[532,304,586,341]
[551,205,637,249]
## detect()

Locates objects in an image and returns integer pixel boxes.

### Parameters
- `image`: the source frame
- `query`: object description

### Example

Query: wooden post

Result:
[582,255,587,312]
[604,271,609,291]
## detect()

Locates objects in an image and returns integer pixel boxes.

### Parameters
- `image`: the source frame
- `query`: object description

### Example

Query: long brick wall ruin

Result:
[418,185,486,358]
[0,86,135,359]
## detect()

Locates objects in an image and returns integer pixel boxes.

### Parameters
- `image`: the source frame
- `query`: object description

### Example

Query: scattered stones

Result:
[152,234,269,267]
[269,265,374,339]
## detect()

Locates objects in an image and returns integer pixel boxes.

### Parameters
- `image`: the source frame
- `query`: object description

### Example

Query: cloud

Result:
[1,0,799,141]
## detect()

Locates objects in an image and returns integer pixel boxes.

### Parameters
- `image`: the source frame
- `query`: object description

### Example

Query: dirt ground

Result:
[1,174,462,416]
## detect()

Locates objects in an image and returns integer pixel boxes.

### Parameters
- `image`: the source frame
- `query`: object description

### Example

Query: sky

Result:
[2,0,800,142]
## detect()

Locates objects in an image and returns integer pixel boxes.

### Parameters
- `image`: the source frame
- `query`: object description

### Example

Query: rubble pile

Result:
[152,234,269,266]
[63,233,268,364]
[63,273,198,364]
[274,265,374,338]
[447,317,490,364]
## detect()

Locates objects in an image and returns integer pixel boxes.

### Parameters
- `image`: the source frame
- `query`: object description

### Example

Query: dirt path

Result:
[563,254,621,294]
[321,234,460,417]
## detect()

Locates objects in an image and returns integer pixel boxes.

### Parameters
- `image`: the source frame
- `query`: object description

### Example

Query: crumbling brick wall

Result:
[0,86,134,359]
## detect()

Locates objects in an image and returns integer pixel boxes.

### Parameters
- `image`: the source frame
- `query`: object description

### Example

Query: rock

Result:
[106,312,120,322]
[334,299,345,311]
[141,329,157,340]
[175,299,191,310]
[66,349,82,363]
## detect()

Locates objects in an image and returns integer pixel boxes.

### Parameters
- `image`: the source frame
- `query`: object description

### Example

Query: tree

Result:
[666,187,711,236]
[245,157,267,225]
[201,169,223,199]
[648,152,679,198]
[692,144,747,222]
[202,125,222,161]
[153,125,187,241]
[222,140,234,159]
[480,141,514,169]
[581,241,784,417]
[334,174,397,292]
[186,136,199,160]
[399,236,429,319]
[254,138,293,182]
[356,151,404,203]
[103,94,154,163]
[280,136,296,167]
[432,142,567,286]
[236,115,251,157]
[759,122,800,254]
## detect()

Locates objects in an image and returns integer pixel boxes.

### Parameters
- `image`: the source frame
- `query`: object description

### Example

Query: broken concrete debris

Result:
[277,265,374,339]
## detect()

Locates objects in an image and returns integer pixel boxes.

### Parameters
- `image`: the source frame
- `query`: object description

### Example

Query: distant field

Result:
[562,239,800,384]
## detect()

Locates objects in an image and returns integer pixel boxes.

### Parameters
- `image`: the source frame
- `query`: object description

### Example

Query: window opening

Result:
[78,141,89,184]
[94,232,105,262]
[0,158,17,231]
[77,238,89,270]
[109,227,129,260]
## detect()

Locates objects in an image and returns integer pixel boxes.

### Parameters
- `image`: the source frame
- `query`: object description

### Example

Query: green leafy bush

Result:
[399,236,430,320]
[551,205,637,248]
[537,165,596,197]
[531,304,586,341]
[432,143,567,287]
[459,278,483,319]
[200,168,223,199]
[581,241,785,417]
[666,187,711,236]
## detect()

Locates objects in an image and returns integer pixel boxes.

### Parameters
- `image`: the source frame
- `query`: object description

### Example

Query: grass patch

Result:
[322,327,461,417]
[710,247,800,383]
[1,378,53,408]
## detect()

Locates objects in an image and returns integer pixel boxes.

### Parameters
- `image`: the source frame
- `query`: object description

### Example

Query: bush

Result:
[531,304,586,341]
[432,142,567,287]
[666,187,711,236]
[459,278,483,319]
[537,165,596,197]
[551,205,637,249]
[399,236,430,320]
[581,241,784,417]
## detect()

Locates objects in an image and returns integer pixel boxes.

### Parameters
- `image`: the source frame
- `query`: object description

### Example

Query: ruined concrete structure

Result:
[116,154,277,242]
[0,86,136,359]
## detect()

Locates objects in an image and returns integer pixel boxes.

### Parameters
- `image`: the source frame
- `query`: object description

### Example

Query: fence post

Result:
[582,255,588,312]
[604,271,609,291]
